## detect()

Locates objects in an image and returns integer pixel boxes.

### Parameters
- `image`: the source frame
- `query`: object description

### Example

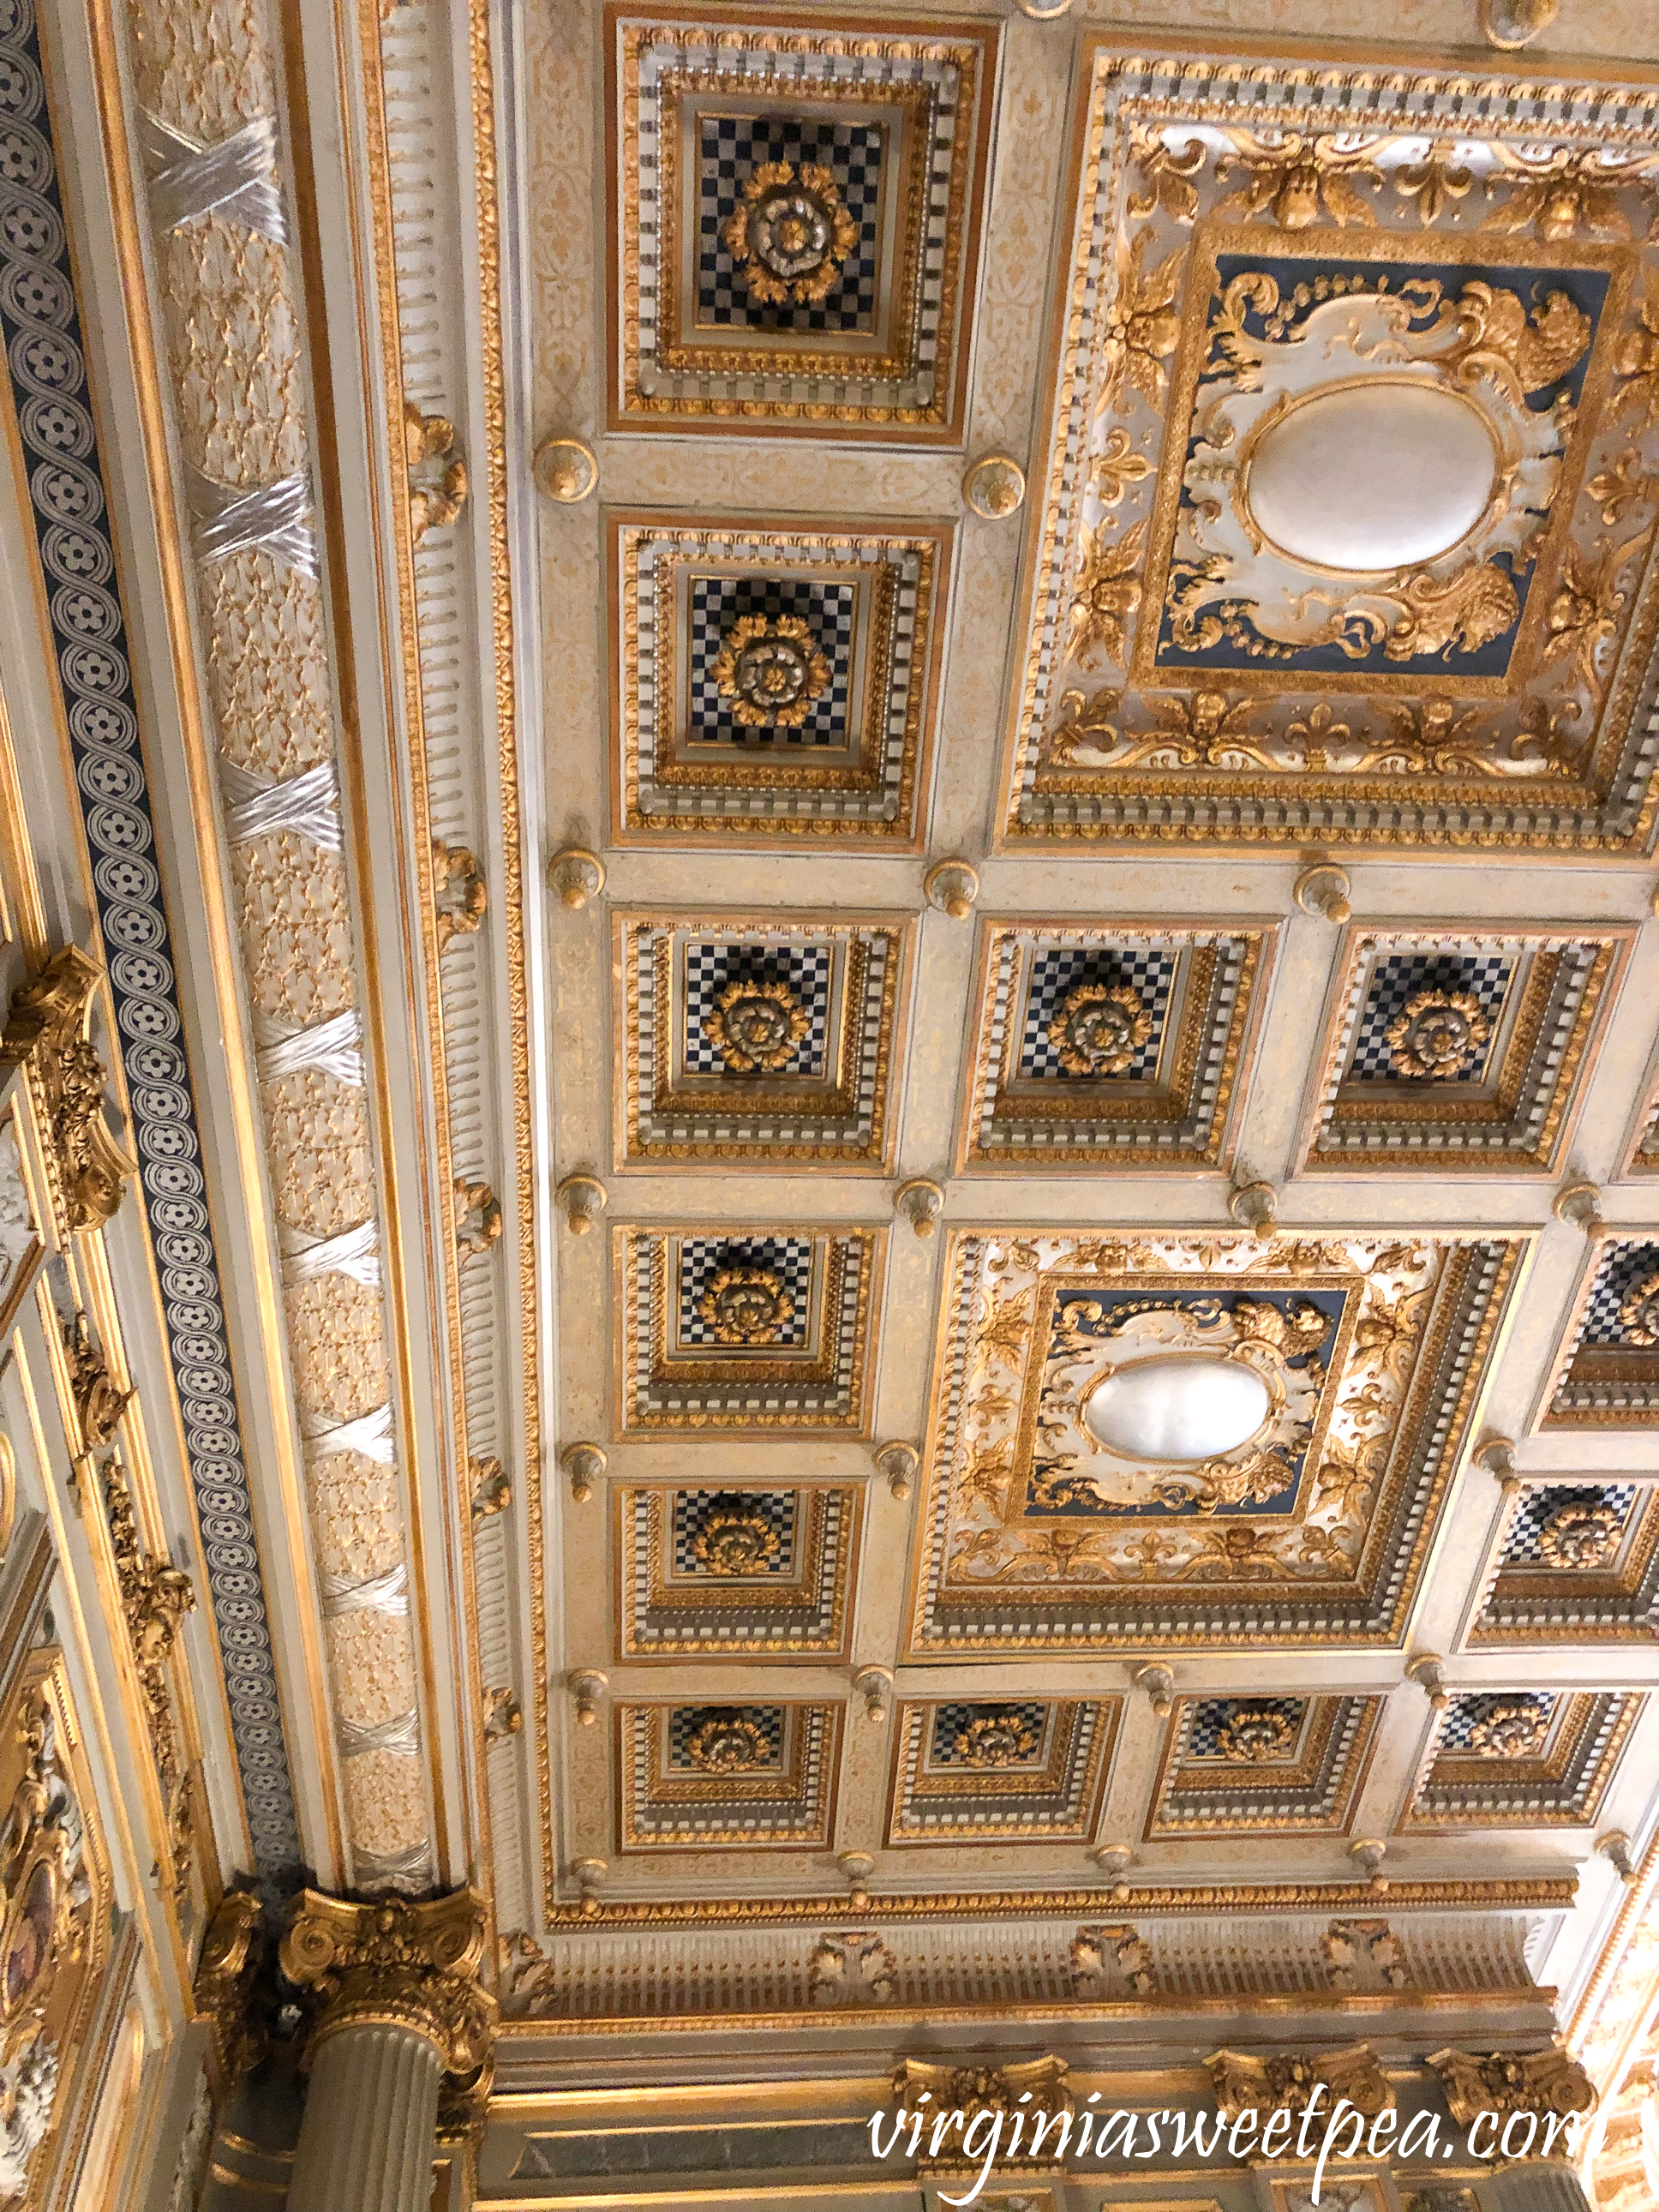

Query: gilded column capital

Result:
[1428,2046,1596,2136]
[279,1888,496,2090]
[195,1891,267,2090]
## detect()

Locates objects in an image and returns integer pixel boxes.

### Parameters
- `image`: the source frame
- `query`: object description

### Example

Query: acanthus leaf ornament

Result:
[195,1892,267,2089]
[403,403,468,544]
[0,947,134,1237]
[1048,982,1153,1076]
[809,1930,895,2006]
[62,1314,130,1458]
[696,1267,793,1344]
[0,1673,99,2199]
[1427,2047,1596,2154]
[1384,991,1492,1081]
[432,840,487,954]
[710,614,830,732]
[702,978,810,1073]
[691,1502,779,1576]
[1207,2043,1393,2124]
[278,1887,496,2093]
[1538,1498,1623,1570]
[1613,274,1659,437]
[951,1711,1039,1768]
[1464,1699,1549,1759]
[1213,130,1383,231]
[1480,145,1654,243]
[686,1713,768,1773]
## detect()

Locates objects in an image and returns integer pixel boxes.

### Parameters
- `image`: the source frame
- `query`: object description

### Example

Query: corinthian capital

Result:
[279,1886,496,2087]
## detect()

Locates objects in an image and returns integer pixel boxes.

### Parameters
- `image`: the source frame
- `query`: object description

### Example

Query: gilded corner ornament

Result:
[1,947,133,1237]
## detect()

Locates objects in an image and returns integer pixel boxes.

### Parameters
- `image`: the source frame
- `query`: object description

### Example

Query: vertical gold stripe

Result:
[0,675,48,963]
[274,0,449,1876]
[81,0,346,1883]
[467,0,552,1915]
[356,0,493,1889]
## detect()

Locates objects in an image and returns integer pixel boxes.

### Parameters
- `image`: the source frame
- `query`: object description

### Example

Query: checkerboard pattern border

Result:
[620,1484,859,1658]
[620,521,943,838]
[1308,931,1618,1170]
[623,914,907,1166]
[1548,1238,1659,1430]
[617,15,994,430]
[961,924,1266,1169]
[1148,1694,1379,1837]
[620,1225,879,1431]
[887,1697,1114,1843]
[1500,1484,1638,1566]
[1018,947,1176,1081]
[620,1699,841,1848]
[681,940,834,1078]
[686,577,855,748]
[695,115,882,335]
[1405,1689,1642,1826]
[1345,952,1515,1084]
[1476,1482,1659,1646]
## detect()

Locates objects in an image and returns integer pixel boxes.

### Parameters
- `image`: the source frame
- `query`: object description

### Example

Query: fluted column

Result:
[279,1886,495,2212]
[1484,2167,1595,2212]
[285,2017,442,2212]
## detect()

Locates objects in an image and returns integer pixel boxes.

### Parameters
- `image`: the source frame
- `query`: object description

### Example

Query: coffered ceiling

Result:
[488,4,1659,2052]
[26,0,1659,2101]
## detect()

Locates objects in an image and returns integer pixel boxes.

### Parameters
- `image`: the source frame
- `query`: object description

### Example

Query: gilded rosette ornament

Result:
[279,1888,496,2090]
[0,947,133,1238]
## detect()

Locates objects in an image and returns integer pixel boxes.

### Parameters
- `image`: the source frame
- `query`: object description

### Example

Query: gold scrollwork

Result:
[1,948,133,1238]
[103,1459,195,1892]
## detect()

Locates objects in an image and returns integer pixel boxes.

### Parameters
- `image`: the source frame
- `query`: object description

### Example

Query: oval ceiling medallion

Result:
[1081,1353,1271,1465]
[1245,381,1499,575]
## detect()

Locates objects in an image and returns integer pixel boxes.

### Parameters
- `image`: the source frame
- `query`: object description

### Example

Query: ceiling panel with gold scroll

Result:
[1001,46,1659,854]
[907,1228,1524,1658]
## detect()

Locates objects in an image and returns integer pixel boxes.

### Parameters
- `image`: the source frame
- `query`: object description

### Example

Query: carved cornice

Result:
[0,947,132,1238]
[280,1888,496,2093]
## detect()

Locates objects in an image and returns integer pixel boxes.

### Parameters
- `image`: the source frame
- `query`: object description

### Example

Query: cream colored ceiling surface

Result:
[490,1,1659,2058]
